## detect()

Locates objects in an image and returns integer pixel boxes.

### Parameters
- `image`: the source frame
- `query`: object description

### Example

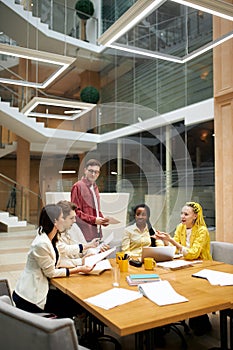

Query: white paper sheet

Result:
[84,288,142,310]
[138,280,188,306]
[192,269,233,286]
[157,259,202,270]
[85,247,116,267]
[106,217,121,224]
[91,259,112,274]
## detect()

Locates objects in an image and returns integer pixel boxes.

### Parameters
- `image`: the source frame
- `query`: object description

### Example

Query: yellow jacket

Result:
[173,223,212,260]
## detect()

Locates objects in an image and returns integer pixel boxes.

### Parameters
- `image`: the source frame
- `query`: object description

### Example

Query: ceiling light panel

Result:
[21,97,96,121]
[0,44,75,88]
[98,0,233,63]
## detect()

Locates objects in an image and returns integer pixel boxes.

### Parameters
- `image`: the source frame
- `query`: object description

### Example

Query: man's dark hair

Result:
[85,158,101,168]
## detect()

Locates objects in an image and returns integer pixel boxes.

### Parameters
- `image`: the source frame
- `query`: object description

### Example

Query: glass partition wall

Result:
[89,119,214,234]
[1,1,215,234]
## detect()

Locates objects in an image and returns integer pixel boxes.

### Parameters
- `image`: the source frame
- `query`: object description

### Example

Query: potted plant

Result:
[80,86,100,104]
[75,0,94,41]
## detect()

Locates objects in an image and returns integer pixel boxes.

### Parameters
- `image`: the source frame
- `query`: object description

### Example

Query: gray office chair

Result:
[210,240,233,350]
[0,278,12,301]
[0,295,89,350]
[210,241,233,265]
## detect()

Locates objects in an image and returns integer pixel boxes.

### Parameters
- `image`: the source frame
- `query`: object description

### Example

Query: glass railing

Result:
[17,0,99,44]
[0,173,42,226]
[117,9,212,57]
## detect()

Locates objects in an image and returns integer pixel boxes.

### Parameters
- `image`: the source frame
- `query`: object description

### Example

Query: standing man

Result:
[71,159,109,241]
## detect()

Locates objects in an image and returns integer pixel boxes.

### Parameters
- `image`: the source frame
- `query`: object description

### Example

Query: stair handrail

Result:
[0,173,42,226]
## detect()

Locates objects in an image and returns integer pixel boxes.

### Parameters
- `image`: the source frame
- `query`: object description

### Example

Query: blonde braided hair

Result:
[185,202,207,227]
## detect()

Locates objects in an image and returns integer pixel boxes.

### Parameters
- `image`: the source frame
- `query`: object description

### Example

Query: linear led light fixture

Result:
[0,44,75,88]
[109,30,233,63]
[22,97,96,120]
[98,0,233,63]
[109,43,183,63]
[171,0,233,22]
[98,0,167,46]
[59,170,76,174]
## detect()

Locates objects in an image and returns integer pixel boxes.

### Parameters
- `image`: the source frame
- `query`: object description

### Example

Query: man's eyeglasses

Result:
[87,169,100,175]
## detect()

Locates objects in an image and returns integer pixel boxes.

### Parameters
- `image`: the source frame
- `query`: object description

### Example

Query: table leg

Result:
[135,331,144,350]
[220,309,229,350]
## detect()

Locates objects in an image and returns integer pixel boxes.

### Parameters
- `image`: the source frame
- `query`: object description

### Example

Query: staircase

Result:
[0,142,17,158]
[0,211,35,232]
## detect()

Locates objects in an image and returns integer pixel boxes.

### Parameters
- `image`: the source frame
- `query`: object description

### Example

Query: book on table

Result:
[126,273,160,286]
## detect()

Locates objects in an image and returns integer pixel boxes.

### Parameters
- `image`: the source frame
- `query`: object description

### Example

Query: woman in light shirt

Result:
[122,203,163,258]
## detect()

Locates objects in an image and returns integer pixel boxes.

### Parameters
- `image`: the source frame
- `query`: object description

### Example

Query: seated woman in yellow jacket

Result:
[155,201,212,260]
[155,201,212,335]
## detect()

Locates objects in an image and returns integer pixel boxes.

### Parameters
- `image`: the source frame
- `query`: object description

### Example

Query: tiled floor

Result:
[0,229,230,349]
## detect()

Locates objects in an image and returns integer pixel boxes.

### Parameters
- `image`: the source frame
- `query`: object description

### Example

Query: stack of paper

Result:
[138,280,188,306]
[192,269,233,286]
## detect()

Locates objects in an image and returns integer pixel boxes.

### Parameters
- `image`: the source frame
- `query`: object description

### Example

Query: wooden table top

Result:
[51,259,232,337]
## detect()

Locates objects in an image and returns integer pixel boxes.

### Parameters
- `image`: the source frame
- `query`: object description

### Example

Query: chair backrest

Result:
[0,295,82,350]
[0,279,12,302]
[210,241,233,265]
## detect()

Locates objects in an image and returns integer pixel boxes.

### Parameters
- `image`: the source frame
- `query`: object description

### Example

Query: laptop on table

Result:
[141,246,176,262]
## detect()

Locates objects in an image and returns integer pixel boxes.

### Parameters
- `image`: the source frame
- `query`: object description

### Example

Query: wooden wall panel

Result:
[214,5,233,242]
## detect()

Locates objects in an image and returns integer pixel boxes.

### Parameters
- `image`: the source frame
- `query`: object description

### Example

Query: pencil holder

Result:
[116,252,125,263]
[118,259,128,272]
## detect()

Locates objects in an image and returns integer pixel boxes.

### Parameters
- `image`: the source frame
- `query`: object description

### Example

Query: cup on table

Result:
[144,257,156,270]
[111,266,120,287]
[118,259,129,272]
[116,252,125,263]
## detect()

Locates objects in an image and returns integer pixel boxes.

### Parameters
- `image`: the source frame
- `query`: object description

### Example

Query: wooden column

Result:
[213,2,233,242]
[16,137,30,221]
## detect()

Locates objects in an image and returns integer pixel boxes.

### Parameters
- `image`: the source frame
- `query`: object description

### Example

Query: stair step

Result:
[0,222,35,233]
[0,211,32,232]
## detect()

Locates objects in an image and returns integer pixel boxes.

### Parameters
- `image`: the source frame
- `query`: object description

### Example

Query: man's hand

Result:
[95,217,109,226]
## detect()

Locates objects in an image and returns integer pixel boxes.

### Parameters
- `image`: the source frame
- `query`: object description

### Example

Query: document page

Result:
[85,247,116,267]
[106,217,121,224]
[192,269,233,286]
[90,259,112,274]
[138,280,188,306]
[85,288,142,310]
[157,260,202,270]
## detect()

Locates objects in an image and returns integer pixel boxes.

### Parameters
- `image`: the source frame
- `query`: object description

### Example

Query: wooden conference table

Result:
[51,259,233,349]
